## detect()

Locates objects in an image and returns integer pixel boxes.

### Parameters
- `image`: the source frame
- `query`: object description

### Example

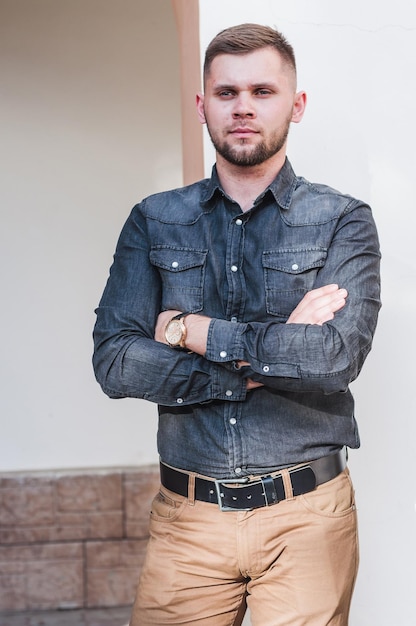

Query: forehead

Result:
[206,47,293,88]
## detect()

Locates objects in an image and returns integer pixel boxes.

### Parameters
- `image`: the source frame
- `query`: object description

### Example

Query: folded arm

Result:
[155,202,381,395]
[93,205,248,406]
[155,284,348,390]
[94,200,381,403]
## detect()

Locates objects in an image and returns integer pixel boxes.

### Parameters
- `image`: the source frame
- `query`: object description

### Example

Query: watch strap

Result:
[171,311,192,321]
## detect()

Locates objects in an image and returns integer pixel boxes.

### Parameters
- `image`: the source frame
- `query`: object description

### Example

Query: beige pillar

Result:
[171,0,204,184]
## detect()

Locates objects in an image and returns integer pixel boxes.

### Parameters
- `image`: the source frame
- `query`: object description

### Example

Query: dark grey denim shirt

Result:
[93,159,381,479]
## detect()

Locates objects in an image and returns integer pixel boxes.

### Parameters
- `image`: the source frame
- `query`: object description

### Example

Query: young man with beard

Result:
[93,23,381,626]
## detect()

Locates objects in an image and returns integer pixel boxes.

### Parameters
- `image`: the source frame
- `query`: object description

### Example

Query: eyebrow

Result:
[213,81,278,91]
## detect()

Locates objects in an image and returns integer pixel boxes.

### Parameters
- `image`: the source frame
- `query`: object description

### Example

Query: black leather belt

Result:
[160,450,347,512]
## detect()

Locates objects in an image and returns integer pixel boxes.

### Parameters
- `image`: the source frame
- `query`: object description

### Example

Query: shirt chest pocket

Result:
[150,247,207,313]
[262,247,327,319]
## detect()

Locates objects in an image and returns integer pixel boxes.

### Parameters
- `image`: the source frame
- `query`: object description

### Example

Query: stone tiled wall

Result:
[0,466,159,613]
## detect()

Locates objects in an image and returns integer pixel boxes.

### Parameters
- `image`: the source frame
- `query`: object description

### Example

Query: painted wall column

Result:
[171,0,204,184]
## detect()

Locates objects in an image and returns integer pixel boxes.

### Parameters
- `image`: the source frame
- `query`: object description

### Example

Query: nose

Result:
[232,92,255,118]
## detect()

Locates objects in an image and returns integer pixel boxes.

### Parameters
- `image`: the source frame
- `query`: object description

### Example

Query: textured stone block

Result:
[0,542,83,564]
[86,539,147,607]
[49,511,122,542]
[56,473,122,513]
[0,476,54,526]
[0,543,83,611]
[0,574,27,611]
[0,472,123,544]
[124,467,159,538]
[0,465,158,612]
[26,560,83,610]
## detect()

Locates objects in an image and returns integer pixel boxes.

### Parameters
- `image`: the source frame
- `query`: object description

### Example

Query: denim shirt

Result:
[93,159,381,479]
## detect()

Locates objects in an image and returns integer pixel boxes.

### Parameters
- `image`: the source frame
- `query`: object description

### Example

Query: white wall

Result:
[0,0,181,471]
[199,2,416,625]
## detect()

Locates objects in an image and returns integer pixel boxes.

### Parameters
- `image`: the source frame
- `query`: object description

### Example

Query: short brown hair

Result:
[203,23,297,82]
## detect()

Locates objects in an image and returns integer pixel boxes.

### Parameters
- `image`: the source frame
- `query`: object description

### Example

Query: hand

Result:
[234,361,264,391]
[246,378,264,390]
[286,284,348,325]
[241,284,347,388]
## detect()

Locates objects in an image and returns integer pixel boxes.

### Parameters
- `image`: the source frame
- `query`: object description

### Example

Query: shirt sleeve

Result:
[205,200,381,394]
[92,204,247,406]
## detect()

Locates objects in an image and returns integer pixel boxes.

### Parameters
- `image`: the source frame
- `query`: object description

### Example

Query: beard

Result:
[205,118,291,167]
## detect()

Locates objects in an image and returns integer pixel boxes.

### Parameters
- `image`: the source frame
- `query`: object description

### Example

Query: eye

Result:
[255,88,273,96]
[218,89,235,98]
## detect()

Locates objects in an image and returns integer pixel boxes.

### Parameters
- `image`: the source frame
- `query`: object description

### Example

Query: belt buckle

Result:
[214,476,251,512]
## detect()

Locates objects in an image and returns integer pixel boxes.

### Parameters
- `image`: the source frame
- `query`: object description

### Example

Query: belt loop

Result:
[281,469,294,500]
[187,473,196,506]
[261,475,278,505]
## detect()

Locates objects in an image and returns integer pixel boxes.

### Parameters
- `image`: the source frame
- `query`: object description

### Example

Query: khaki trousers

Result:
[130,469,358,626]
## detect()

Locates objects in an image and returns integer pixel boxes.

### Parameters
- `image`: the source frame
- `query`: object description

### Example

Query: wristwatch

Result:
[164,312,190,348]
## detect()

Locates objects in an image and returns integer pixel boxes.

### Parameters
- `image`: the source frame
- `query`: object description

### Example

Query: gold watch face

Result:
[165,319,183,346]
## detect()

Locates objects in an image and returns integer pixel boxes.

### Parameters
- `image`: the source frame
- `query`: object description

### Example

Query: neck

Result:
[215,152,286,212]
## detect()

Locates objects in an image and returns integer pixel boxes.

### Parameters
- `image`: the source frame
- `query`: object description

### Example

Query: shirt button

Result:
[220,350,227,358]
[231,265,238,272]
[231,316,238,323]
[291,263,299,271]
[171,261,179,268]
[225,390,233,397]
[230,418,237,425]
[235,467,242,474]
[263,365,270,373]
[176,398,184,404]
[235,219,243,226]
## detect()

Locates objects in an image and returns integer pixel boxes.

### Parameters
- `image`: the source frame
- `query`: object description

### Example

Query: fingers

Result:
[286,284,348,325]
[314,289,347,325]
[246,378,264,390]
[289,284,338,315]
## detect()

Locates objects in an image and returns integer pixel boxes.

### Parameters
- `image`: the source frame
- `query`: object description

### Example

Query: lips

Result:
[231,127,257,133]
[229,127,259,138]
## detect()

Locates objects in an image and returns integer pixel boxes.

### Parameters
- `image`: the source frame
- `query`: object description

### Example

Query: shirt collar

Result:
[266,158,298,211]
[200,158,298,210]
[200,166,224,205]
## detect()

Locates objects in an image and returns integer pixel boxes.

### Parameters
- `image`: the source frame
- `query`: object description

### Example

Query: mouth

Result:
[229,127,259,139]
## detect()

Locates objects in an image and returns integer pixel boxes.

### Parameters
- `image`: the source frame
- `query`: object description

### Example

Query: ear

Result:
[196,93,206,124]
[291,91,307,123]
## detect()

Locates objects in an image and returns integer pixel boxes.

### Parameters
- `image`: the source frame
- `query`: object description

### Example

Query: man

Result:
[93,23,381,626]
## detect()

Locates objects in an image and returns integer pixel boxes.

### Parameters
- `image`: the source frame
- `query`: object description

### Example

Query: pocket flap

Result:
[262,248,327,274]
[150,247,207,272]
